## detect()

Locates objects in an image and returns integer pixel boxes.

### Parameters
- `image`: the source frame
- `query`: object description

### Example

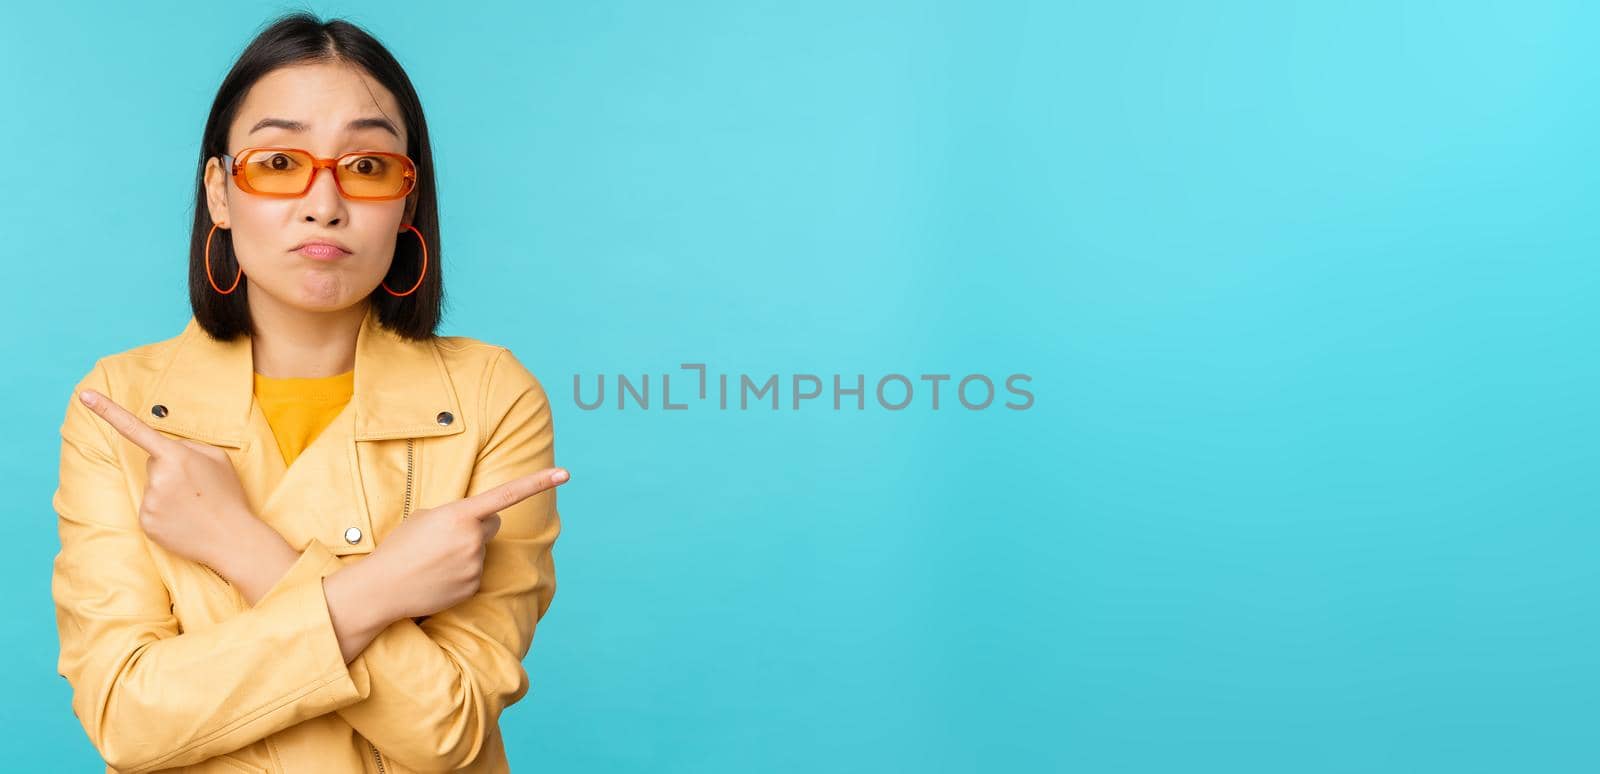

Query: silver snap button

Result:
[343,526,363,544]
[151,404,168,418]
[436,411,454,426]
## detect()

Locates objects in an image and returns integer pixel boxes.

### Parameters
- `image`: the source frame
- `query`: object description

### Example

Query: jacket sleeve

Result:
[51,360,372,773]
[281,347,563,772]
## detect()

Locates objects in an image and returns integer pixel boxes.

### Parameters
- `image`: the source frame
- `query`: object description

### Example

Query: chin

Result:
[249,277,356,312]
[294,296,358,312]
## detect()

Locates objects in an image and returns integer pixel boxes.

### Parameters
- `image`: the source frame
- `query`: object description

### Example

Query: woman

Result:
[50,13,569,774]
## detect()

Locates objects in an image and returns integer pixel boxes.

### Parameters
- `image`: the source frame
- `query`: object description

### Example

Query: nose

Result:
[298,163,346,226]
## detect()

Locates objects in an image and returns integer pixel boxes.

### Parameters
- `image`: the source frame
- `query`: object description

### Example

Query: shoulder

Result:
[58,326,189,448]
[430,334,552,416]
[71,327,188,404]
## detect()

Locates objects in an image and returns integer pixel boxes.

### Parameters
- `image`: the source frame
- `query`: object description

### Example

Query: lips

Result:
[292,239,352,260]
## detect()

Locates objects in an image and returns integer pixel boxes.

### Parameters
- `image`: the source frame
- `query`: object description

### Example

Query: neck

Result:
[247,291,368,378]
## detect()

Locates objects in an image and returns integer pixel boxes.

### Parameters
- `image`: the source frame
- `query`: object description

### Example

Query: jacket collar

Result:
[146,304,465,447]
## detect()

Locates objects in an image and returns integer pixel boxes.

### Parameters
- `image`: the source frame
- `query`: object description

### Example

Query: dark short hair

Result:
[188,12,443,341]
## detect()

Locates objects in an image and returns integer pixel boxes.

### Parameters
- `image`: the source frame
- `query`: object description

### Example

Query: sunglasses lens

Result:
[239,149,316,194]
[337,153,412,198]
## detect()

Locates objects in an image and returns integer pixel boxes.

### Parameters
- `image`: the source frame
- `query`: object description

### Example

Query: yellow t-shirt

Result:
[253,369,355,466]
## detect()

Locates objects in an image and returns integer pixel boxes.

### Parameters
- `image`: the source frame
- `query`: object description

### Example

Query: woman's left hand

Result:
[77,388,260,570]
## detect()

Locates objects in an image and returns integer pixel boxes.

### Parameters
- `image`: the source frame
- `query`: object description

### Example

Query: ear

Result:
[401,190,419,229]
[203,155,230,228]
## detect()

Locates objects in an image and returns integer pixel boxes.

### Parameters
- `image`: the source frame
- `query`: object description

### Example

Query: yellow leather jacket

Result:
[51,306,561,773]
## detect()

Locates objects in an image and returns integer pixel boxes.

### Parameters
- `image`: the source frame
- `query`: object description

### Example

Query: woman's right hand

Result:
[369,467,569,621]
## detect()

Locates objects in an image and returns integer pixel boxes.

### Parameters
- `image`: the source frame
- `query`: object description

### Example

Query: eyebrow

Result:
[248,116,401,138]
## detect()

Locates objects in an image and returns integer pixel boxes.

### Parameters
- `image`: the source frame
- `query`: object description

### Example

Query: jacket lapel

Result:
[143,305,465,555]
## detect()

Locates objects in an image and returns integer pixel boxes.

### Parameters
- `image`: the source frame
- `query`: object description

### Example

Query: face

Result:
[204,61,419,312]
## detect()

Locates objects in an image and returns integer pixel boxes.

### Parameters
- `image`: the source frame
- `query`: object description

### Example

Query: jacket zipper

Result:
[402,437,415,520]
[367,437,415,774]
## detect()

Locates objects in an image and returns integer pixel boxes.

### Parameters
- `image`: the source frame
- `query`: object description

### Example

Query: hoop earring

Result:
[205,223,243,295]
[383,224,429,297]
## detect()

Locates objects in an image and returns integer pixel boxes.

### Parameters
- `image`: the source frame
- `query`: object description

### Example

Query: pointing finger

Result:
[450,468,569,521]
[79,389,177,457]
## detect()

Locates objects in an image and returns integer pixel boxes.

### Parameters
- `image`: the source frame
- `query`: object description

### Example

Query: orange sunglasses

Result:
[220,146,418,201]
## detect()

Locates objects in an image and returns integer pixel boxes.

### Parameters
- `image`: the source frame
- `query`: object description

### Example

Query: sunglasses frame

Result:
[220,146,418,201]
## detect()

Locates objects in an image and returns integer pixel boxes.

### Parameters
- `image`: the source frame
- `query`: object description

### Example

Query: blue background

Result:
[4,1,1597,771]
